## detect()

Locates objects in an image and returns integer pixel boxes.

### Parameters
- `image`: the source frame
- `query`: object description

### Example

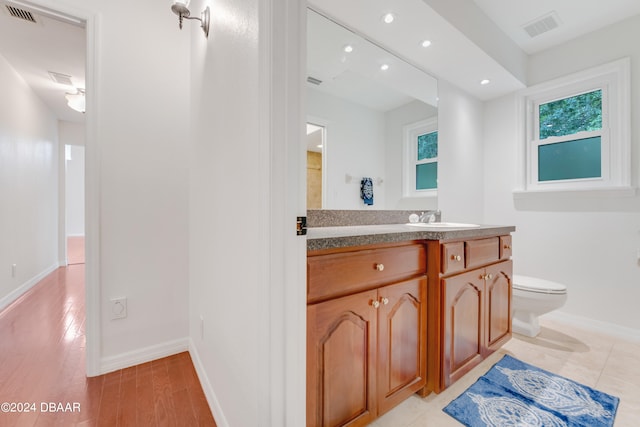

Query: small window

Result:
[518,58,631,193]
[403,118,438,197]
[535,89,604,183]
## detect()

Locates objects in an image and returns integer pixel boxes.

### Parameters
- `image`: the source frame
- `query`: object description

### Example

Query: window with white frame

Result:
[403,117,438,197]
[518,58,631,193]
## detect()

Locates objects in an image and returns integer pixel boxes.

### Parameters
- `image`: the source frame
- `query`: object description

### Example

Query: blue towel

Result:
[360,177,374,205]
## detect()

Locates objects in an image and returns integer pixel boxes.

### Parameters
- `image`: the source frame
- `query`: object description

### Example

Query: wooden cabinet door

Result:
[442,269,484,388]
[307,289,378,427]
[376,277,427,415]
[485,260,512,353]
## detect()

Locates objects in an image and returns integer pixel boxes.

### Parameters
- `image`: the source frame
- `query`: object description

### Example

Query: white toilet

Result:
[512,275,568,337]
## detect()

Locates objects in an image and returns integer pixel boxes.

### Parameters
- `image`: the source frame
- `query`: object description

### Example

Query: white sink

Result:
[406,222,480,228]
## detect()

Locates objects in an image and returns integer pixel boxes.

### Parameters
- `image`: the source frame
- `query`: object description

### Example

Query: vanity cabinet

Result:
[426,235,513,393]
[307,243,427,427]
[442,260,512,387]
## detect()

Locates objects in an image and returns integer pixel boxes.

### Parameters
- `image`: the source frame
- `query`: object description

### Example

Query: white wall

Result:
[26,0,192,369]
[307,86,387,209]
[0,53,59,311]
[188,0,306,425]
[96,0,190,362]
[438,80,486,224]
[188,1,262,416]
[384,99,438,210]
[59,120,85,146]
[484,14,640,333]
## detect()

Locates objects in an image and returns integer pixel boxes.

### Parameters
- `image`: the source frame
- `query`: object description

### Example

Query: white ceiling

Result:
[1,0,639,123]
[309,0,640,101]
[308,8,438,112]
[473,0,640,54]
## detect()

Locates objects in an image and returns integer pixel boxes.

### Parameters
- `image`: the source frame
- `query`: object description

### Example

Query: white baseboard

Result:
[0,263,59,312]
[545,311,640,342]
[189,339,229,427]
[99,337,189,374]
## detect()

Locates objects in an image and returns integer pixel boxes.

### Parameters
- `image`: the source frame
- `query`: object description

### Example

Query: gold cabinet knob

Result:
[504,245,511,250]
[452,255,461,261]
[487,274,493,279]
[375,263,385,271]
[380,297,389,305]
[371,300,380,309]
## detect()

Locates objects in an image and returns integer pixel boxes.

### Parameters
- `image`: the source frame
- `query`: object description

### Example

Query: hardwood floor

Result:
[0,265,216,426]
[67,236,85,265]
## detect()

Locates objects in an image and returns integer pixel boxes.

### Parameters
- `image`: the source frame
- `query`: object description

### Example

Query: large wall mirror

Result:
[306,8,439,210]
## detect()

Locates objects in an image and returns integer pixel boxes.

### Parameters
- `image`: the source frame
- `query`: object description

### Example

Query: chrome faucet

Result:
[419,210,440,223]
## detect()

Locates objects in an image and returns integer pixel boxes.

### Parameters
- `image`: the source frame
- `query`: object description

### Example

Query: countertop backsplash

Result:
[307,209,440,228]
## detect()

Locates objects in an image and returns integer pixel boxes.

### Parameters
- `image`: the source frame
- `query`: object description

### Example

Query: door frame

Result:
[28,0,101,377]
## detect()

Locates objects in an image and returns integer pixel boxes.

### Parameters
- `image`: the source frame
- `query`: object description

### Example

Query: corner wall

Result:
[437,80,485,224]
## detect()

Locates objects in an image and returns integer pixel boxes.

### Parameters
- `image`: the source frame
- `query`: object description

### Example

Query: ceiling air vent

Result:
[5,5,37,23]
[48,71,74,86]
[307,76,322,86]
[523,11,560,38]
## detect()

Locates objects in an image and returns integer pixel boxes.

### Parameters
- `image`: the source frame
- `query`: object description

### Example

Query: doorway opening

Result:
[65,144,85,265]
[0,0,97,375]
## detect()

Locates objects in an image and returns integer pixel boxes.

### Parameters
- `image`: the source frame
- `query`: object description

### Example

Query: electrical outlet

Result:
[11,264,16,278]
[200,315,204,340]
[110,297,127,320]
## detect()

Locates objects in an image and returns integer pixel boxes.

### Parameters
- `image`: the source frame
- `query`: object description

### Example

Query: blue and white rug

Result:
[443,355,619,427]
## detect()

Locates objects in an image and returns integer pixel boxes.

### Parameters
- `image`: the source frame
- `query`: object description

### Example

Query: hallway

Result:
[0,265,215,426]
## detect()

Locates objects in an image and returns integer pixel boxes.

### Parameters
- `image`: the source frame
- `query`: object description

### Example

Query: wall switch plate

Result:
[110,297,127,320]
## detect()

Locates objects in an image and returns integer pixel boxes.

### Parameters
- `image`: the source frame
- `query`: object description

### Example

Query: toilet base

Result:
[512,311,540,337]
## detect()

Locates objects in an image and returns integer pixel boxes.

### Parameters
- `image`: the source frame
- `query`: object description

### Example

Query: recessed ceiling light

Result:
[343,44,353,53]
[380,64,390,71]
[480,79,491,85]
[382,12,395,24]
[421,40,432,48]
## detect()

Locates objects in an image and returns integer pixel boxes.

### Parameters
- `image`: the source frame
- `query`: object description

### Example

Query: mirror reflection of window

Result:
[416,130,438,190]
[403,117,438,198]
[306,123,324,209]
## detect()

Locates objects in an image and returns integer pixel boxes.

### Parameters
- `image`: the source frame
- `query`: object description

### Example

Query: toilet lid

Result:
[513,275,567,294]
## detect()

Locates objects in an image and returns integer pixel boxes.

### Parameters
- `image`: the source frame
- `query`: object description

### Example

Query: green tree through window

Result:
[417,131,438,160]
[539,90,602,139]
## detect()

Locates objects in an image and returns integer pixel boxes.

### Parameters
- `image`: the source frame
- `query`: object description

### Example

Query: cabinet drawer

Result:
[441,242,465,275]
[465,238,499,269]
[500,235,512,260]
[308,244,426,303]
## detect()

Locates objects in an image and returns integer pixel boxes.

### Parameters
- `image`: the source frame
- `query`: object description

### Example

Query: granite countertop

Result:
[307,223,516,251]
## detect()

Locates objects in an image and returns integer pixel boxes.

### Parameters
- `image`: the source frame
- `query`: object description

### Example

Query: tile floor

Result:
[371,317,640,427]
